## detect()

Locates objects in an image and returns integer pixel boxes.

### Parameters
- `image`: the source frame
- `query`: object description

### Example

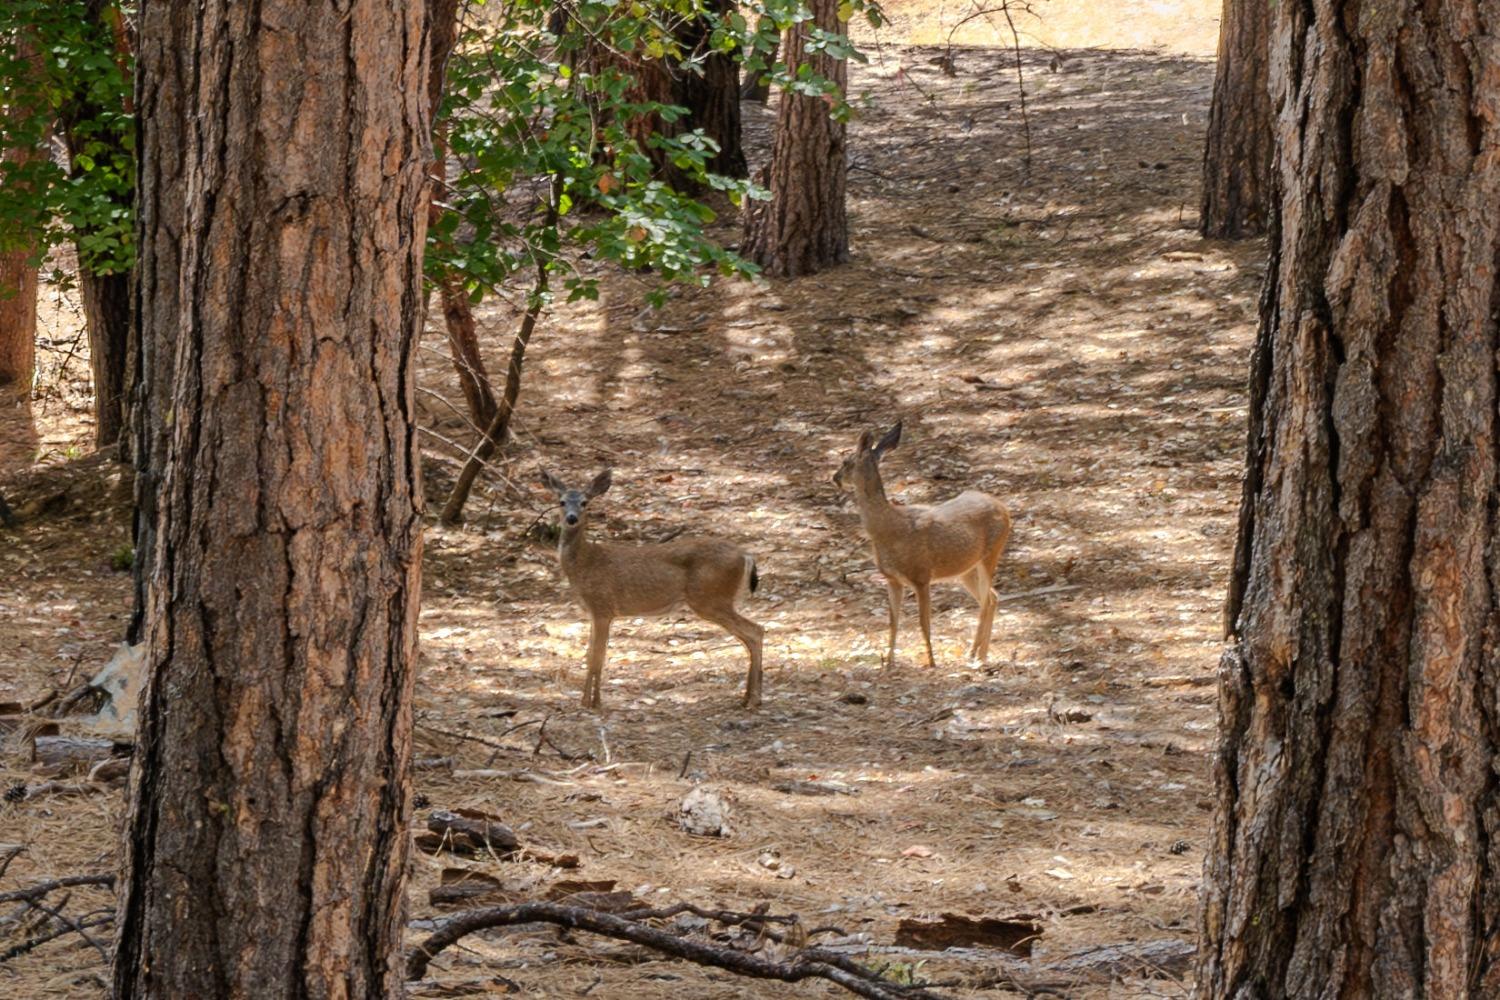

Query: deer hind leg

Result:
[915,581,937,669]
[692,601,765,709]
[974,544,1007,663]
[883,577,904,669]
[959,566,995,662]
[583,613,612,710]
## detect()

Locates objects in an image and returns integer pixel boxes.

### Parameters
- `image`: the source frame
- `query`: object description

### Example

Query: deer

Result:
[538,468,765,710]
[833,422,1012,669]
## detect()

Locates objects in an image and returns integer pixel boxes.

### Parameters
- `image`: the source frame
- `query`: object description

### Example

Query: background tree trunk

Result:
[1198,0,1271,238]
[0,240,39,389]
[0,35,43,389]
[1198,1,1500,996]
[741,0,848,277]
[63,0,134,448]
[674,0,746,179]
[113,2,428,996]
[79,269,128,446]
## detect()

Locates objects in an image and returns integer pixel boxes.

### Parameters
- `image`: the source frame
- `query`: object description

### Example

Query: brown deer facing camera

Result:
[539,469,765,709]
[834,422,1012,668]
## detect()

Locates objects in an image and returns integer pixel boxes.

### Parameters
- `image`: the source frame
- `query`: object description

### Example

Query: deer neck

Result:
[557,518,592,579]
[853,472,904,536]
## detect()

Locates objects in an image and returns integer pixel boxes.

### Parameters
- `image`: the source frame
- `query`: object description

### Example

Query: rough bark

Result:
[113,2,428,996]
[1197,2,1500,997]
[79,268,128,447]
[741,0,848,277]
[1198,0,1272,238]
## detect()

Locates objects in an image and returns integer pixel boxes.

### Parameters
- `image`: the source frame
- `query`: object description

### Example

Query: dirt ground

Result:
[0,32,1263,1000]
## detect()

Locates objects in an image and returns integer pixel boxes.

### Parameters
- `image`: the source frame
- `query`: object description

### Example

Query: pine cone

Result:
[4,782,26,803]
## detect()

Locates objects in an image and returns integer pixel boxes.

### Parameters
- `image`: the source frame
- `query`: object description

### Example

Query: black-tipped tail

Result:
[749,558,759,594]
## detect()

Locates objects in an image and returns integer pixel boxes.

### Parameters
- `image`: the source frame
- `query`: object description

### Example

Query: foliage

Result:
[0,2,134,279]
[431,0,878,309]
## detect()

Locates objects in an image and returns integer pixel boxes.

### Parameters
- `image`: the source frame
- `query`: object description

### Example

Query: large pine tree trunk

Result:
[1198,0,1272,238]
[126,0,190,644]
[1197,2,1500,996]
[113,2,428,995]
[741,0,848,277]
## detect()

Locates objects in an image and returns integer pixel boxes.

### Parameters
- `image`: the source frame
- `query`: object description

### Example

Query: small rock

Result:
[677,786,732,837]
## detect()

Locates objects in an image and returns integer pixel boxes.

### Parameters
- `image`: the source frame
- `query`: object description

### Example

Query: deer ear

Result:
[873,421,903,458]
[857,430,875,453]
[539,468,566,495]
[587,468,613,498]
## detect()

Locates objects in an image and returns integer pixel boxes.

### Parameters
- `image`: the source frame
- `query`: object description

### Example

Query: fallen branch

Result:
[407,900,956,999]
[0,873,115,905]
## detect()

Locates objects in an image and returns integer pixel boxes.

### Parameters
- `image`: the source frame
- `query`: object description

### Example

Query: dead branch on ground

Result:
[407,899,955,999]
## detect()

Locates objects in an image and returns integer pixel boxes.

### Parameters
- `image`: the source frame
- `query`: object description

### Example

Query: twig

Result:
[0,912,114,963]
[992,583,1081,603]
[406,900,956,999]
[29,896,111,966]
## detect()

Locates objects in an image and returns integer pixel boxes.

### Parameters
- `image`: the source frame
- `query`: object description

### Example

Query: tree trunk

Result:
[0,36,43,389]
[741,0,848,278]
[79,268,128,447]
[1198,0,1271,239]
[674,0,746,179]
[126,0,191,645]
[113,2,428,996]
[1198,2,1500,997]
[0,245,38,390]
[62,0,134,448]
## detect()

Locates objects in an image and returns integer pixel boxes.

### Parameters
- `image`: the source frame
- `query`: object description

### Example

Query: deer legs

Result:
[959,565,1000,663]
[695,604,765,708]
[582,613,612,709]
[884,576,938,669]
[883,578,903,668]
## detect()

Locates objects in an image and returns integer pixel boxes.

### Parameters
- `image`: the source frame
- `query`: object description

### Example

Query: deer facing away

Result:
[834,422,1012,668]
[539,468,765,710]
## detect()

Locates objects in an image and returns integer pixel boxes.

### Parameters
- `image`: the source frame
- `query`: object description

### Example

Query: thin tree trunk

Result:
[1198,0,1271,238]
[438,267,547,526]
[114,2,428,996]
[426,0,498,429]
[741,0,848,277]
[1197,1,1500,996]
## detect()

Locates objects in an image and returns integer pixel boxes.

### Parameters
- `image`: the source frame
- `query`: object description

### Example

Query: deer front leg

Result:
[883,577,903,669]
[583,613,612,710]
[915,582,936,669]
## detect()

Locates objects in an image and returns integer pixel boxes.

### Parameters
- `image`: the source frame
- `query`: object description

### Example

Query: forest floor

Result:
[0,36,1263,1000]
